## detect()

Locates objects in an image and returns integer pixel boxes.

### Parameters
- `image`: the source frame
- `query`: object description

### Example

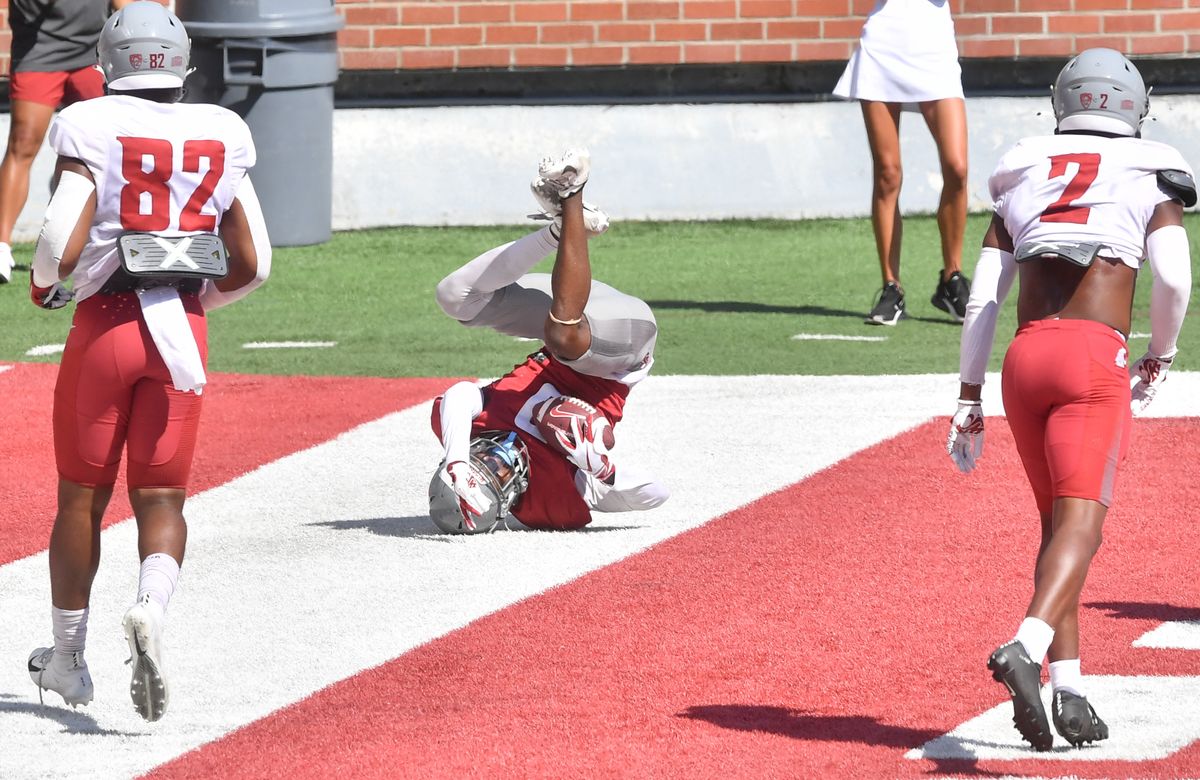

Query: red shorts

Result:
[9,66,105,107]
[1000,319,1132,515]
[54,292,208,489]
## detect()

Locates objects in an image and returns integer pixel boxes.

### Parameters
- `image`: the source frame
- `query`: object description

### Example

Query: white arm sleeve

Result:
[199,176,272,311]
[959,246,1017,386]
[1145,224,1191,359]
[32,170,95,287]
[577,465,670,513]
[438,381,484,465]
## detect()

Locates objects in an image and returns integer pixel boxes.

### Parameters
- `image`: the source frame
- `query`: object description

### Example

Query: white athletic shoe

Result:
[0,242,13,284]
[27,646,94,707]
[123,597,169,722]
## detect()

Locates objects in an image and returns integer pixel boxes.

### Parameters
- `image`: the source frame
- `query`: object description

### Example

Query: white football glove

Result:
[1129,350,1174,416]
[947,399,985,474]
[554,413,616,484]
[438,460,492,530]
[537,148,590,199]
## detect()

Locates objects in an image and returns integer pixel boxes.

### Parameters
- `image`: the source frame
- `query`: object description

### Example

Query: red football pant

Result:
[54,292,208,489]
[1001,319,1132,515]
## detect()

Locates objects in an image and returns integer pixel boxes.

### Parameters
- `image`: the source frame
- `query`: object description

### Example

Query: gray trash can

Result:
[176,0,344,246]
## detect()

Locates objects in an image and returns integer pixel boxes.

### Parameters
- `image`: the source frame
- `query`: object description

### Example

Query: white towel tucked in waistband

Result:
[136,286,206,395]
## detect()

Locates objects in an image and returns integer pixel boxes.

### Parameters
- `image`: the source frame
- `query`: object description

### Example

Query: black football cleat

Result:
[988,640,1053,751]
[1052,690,1109,747]
[931,270,971,322]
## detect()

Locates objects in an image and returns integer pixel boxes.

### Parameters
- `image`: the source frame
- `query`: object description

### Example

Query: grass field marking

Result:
[791,333,888,342]
[241,341,338,350]
[25,344,64,356]
[1133,620,1200,650]
[906,675,1200,761]
[0,365,9,374]
[1129,332,1151,339]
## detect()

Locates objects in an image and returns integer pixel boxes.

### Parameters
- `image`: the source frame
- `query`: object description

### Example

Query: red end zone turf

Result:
[0,363,456,566]
[148,418,1200,779]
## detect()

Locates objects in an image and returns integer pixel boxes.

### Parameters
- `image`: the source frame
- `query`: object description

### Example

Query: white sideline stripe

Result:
[24,344,65,357]
[241,341,337,349]
[2,372,1200,779]
[1134,620,1200,649]
[907,675,1200,761]
[0,365,10,374]
[791,333,888,342]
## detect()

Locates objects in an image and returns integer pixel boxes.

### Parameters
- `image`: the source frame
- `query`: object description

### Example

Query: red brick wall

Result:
[331,0,1200,70]
[0,1,1195,76]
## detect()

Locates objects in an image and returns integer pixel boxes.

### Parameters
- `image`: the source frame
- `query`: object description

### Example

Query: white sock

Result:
[137,553,180,616]
[1049,658,1085,696]
[1014,617,1055,665]
[52,606,88,662]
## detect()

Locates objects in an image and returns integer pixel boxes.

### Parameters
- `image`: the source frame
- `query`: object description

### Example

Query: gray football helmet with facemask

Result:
[98,1,191,92]
[429,431,530,534]
[1051,48,1149,137]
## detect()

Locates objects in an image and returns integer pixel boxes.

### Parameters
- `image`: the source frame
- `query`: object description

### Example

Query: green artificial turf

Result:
[2,214,1196,377]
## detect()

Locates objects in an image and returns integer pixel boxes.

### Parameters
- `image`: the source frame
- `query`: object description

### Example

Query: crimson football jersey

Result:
[432,350,630,530]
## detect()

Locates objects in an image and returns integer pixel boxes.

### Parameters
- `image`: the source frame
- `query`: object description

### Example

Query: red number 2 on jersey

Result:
[117,136,226,232]
[1039,152,1101,224]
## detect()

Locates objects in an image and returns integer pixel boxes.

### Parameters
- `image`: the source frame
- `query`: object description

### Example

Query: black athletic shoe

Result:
[988,640,1053,751]
[865,282,906,326]
[1052,690,1109,747]
[931,271,971,322]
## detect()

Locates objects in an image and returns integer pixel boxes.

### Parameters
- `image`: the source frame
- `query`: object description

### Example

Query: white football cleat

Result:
[123,597,169,722]
[537,148,590,199]
[27,646,94,707]
[0,242,13,284]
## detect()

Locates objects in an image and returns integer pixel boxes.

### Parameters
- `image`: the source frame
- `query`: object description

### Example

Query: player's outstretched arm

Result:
[30,156,95,309]
[1132,199,1190,415]
[948,214,1016,473]
[202,176,272,310]
[544,192,593,360]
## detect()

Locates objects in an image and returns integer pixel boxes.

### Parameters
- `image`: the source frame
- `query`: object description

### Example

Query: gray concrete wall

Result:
[7,94,1200,241]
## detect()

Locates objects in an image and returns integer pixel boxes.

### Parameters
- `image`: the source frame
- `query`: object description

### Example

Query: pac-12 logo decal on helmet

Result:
[129,53,144,70]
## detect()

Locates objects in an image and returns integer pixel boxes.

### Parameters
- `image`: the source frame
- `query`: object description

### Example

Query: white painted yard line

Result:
[1134,620,1200,650]
[24,344,64,357]
[2,372,1199,779]
[0,365,11,374]
[241,341,337,349]
[907,676,1200,761]
[1129,331,1152,339]
[791,333,888,342]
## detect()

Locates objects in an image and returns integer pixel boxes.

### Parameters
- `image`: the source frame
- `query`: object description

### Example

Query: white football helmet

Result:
[98,1,190,92]
[1051,48,1148,137]
[428,431,530,534]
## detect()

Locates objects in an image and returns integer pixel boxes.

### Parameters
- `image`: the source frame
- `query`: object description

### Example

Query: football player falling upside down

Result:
[428,150,669,533]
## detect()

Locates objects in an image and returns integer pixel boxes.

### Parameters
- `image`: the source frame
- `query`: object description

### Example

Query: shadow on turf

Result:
[1087,600,1200,622]
[311,516,643,538]
[645,299,961,326]
[0,693,142,736]
[679,705,1008,776]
